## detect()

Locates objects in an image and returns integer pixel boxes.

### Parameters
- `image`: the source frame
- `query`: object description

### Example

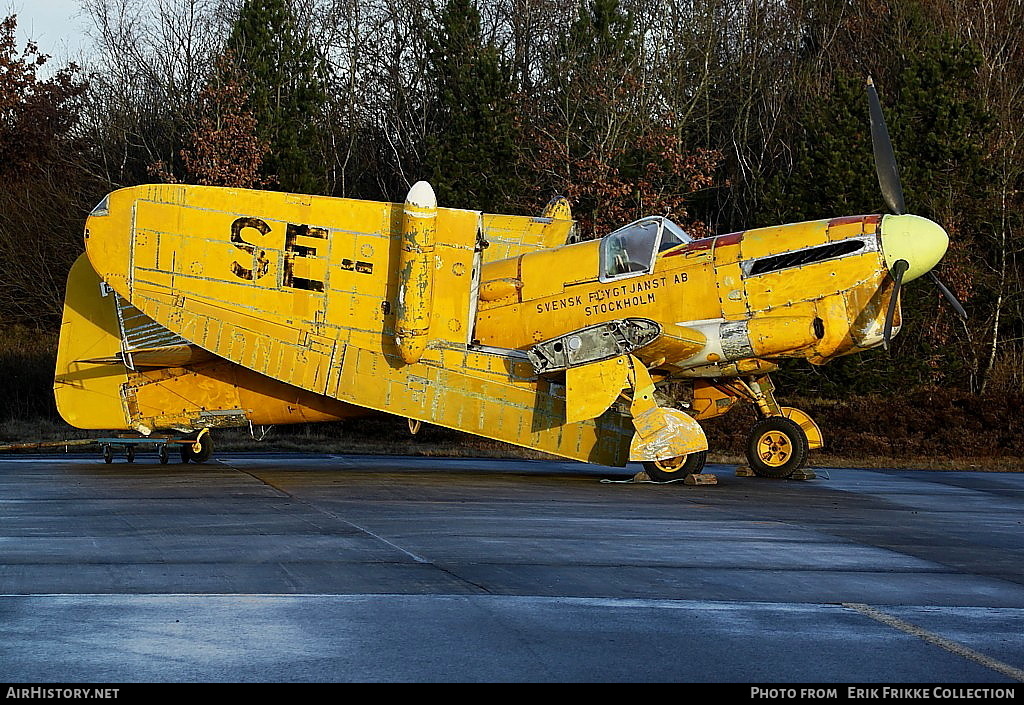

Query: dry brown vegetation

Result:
[702,394,1024,471]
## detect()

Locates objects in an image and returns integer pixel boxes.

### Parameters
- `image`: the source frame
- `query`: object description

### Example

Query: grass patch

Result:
[0,325,59,420]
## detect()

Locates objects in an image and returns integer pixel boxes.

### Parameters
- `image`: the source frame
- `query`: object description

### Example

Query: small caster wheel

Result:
[180,430,213,464]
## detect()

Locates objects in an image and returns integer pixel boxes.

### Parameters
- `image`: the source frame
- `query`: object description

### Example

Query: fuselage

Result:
[474,213,944,376]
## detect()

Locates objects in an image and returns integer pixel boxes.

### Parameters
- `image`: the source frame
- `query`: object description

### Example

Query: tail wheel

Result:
[180,430,213,464]
[746,416,809,478]
[643,451,707,483]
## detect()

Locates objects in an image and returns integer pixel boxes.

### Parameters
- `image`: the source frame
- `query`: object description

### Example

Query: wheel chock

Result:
[735,464,816,480]
[622,469,717,485]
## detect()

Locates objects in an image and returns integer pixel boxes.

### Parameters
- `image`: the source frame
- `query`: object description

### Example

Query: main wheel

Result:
[180,431,213,464]
[643,451,707,482]
[746,416,809,478]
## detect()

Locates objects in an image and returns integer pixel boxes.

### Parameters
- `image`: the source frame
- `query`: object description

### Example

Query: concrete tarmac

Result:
[1,452,1023,683]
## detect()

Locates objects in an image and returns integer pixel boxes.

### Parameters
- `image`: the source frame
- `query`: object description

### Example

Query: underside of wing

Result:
[82,185,634,465]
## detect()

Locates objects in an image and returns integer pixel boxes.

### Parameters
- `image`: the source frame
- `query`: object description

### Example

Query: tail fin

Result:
[54,254,134,430]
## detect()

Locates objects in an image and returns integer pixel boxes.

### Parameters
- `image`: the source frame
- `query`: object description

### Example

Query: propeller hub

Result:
[879,214,949,282]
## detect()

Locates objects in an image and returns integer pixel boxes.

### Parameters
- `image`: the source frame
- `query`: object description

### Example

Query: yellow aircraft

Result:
[54,80,965,478]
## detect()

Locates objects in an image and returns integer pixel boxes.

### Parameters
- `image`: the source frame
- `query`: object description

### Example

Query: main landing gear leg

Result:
[732,375,822,479]
[623,356,714,484]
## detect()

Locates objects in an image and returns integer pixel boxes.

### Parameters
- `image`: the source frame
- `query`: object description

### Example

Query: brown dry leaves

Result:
[149,52,271,188]
[0,15,87,182]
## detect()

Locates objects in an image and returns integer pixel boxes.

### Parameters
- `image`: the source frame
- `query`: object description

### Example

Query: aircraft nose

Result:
[879,214,949,282]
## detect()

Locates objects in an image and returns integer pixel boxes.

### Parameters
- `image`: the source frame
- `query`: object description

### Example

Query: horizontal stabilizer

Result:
[480,195,576,263]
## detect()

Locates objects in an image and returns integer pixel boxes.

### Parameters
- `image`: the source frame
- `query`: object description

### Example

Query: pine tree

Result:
[567,0,637,71]
[526,0,719,238]
[758,33,991,396]
[758,72,880,224]
[420,0,520,212]
[225,0,328,194]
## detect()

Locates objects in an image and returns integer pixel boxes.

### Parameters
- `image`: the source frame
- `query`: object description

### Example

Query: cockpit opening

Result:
[600,216,691,281]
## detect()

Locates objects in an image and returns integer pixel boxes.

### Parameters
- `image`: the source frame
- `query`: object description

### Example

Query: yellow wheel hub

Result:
[653,456,685,473]
[756,431,792,468]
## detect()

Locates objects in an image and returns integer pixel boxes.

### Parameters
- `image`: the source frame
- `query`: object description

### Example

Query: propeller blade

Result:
[927,270,968,320]
[867,77,906,215]
[883,259,909,351]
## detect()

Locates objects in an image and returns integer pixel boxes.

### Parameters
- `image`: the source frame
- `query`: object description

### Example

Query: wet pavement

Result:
[1,453,1022,682]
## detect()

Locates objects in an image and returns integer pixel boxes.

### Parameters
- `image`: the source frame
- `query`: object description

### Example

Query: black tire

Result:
[181,432,213,464]
[746,416,809,479]
[126,446,135,463]
[158,445,169,464]
[102,445,112,464]
[643,451,708,482]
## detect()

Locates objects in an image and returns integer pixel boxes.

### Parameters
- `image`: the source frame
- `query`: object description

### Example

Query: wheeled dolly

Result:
[96,429,213,464]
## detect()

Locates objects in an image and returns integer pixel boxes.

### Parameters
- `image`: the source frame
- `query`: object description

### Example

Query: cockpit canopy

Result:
[600,216,691,281]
